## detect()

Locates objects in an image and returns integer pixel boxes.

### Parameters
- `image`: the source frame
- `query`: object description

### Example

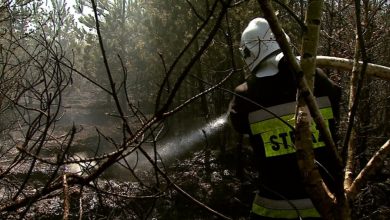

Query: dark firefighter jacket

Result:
[229,56,341,202]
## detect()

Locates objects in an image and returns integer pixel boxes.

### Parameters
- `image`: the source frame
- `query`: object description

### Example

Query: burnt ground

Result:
[1,144,389,220]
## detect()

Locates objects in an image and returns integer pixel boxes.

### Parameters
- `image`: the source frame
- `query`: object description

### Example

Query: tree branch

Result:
[346,139,390,199]
[315,56,390,81]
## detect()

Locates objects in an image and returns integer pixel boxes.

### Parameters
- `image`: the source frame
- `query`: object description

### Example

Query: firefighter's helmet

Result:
[240,18,289,77]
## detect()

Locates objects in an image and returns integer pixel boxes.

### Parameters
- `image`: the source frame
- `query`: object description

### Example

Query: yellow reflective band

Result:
[251,194,321,218]
[250,114,296,157]
[252,203,321,219]
[250,107,333,157]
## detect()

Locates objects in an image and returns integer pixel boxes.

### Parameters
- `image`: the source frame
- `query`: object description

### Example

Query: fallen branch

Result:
[316,56,390,81]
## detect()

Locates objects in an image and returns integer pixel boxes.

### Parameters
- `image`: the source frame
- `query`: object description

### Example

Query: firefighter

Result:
[229,18,341,219]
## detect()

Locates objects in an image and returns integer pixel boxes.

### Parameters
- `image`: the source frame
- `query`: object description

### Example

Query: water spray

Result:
[157,113,229,160]
[120,113,230,174]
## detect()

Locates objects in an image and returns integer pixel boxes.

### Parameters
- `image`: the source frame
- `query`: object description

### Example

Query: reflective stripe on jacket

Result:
[251,194,321,218]
[248,97,334,158]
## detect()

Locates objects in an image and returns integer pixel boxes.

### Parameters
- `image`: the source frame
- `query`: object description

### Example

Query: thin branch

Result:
[154,0,220,114]
[272,0,305,29]
[346,139,390,199]
[63,174,70,220]
[90,0,133,137]
[53,57,113,95]
[135,137,233,220]
[157,0,230,116]
[342,0,370,155]
[157,52,170,93]
[164,69,234,116]
[343,0,370,193]
[186,0,205,21]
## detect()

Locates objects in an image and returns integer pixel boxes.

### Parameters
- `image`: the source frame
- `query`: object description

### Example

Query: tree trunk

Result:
[298,1,349,218]
[258,0,351,218]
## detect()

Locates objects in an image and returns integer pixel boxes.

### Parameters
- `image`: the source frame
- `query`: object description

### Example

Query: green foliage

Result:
[74,0,245,114]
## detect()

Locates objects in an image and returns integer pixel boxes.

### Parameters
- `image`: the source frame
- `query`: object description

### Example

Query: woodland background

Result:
[0,0,389,219]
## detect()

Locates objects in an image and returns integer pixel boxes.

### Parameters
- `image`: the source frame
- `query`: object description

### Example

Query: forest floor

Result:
[1,143,389,219]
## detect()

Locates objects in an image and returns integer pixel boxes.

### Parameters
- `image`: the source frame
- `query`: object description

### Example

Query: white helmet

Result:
[240,18,289,77]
